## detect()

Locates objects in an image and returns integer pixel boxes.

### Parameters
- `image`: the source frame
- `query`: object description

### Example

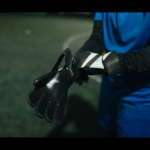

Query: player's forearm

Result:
[117,44,150,74]
[78,20,105,55]
[72,20,150,77]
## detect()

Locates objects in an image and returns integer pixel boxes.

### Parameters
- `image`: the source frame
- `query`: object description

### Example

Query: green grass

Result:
[0,13,105,137]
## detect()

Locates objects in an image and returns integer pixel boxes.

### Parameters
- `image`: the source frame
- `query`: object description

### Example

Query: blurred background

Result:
[0,12,106,137]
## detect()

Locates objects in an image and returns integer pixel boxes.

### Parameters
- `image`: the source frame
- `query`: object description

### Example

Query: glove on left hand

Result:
[67,51,121,83]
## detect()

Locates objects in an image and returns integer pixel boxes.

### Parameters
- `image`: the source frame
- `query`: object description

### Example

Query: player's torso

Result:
[101,12,150,53]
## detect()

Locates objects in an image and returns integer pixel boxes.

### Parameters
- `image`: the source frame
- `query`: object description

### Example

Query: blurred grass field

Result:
[0,13,106,137]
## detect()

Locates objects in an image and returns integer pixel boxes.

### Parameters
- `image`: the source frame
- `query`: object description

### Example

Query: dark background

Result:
[0,12,106,137]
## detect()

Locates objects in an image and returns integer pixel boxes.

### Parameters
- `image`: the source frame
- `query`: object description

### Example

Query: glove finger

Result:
[44,98,56,123]
[74,67,81,83]
[27,88,43,107]
[35,94,51,118]
[72,56,78,81]
[77,78,83,85]
[33,71,56,88]
[68,55,77,82]
[45,72,70,124]
[81,71,89,83]
[45,85,66,123]
[52,82,69,124]
[77,70,88,85]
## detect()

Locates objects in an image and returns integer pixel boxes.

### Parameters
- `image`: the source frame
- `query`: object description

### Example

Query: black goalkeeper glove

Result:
[67,51,122,83]
[27,48,72,124]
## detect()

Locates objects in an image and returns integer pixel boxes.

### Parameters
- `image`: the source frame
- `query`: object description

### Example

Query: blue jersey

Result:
[94,12,150,53]
[95,13,150,137]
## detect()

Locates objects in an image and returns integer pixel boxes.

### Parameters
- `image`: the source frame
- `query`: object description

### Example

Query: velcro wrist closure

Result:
[103,51,121,76]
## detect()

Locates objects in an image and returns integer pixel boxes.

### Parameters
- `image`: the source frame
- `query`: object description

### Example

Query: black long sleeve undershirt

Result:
[78,20,150,75]
[78,20,105,55]
[117,40,150,74]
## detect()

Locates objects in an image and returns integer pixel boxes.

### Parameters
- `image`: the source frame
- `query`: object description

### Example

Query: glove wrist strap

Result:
[103,51,122,76]
[52,48,72,71]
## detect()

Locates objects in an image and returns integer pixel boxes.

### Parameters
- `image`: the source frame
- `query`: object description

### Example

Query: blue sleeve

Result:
[94,12,103,20]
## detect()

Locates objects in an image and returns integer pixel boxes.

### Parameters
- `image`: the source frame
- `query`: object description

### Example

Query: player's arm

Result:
[68,50,121,83]
[67,20,106,84]
[78,20,105,54]
[117,38,150,74]
[68,37,150,83]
